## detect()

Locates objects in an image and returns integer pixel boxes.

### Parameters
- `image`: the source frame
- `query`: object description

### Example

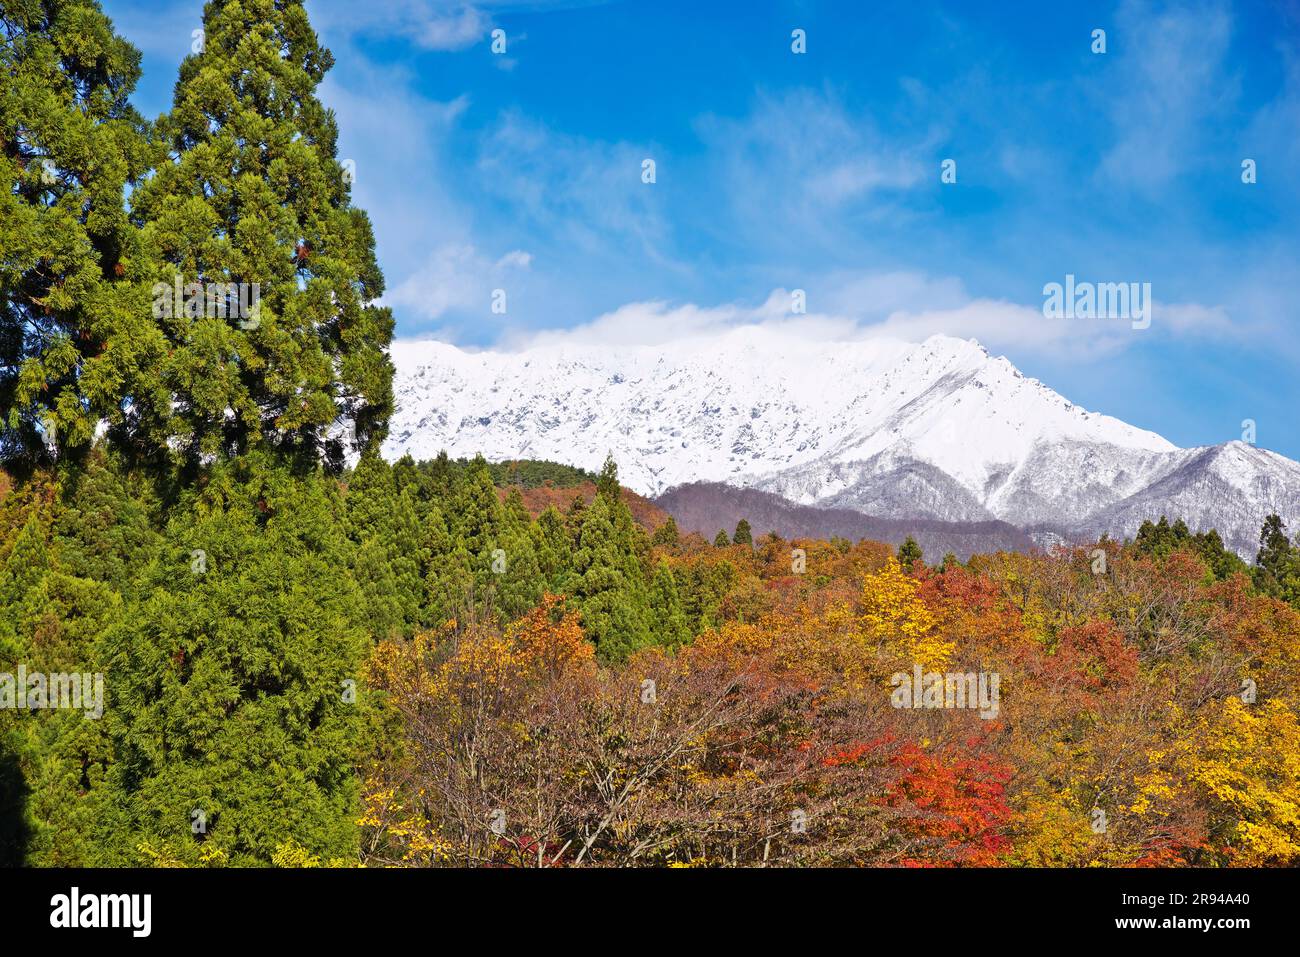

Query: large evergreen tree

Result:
[650,515,679,548]
[1132,515,1247,582]
[105,454,368,864]
[420,497,470,627]
[0,0,158,468]
[1,0,403,866]
[533,504,570,590]
[129,0,393,468]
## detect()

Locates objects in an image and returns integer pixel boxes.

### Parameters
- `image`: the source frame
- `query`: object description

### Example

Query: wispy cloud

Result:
[1097,0,1236,192]
[694,88,937,254]
[386,243,532,324]
[312,2,491,52]
[475,111,673,264]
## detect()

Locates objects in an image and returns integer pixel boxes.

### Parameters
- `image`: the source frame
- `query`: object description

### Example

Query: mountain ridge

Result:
[654,481,1035,561]
[383,328,1299,557]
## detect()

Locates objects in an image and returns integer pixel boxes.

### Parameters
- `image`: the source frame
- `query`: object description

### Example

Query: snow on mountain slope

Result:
[383,327,1297,555]
[386,328,1168,494]
[385,328,917,492]
[1075,442,1300,557]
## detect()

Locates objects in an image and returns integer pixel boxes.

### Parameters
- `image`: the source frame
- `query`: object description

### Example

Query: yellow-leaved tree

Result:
[859,558,952,671]
[1182,697,1300,865]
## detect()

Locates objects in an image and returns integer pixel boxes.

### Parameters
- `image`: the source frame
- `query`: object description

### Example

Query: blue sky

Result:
[104,0,1300,458]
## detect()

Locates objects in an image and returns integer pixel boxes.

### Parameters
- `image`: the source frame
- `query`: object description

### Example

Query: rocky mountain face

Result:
[384,328,1300,557]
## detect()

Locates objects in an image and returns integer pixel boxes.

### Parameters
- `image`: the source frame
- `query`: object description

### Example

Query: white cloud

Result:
[495,250,533,269]
[411,4,491,51]
[316,63,475,282]
[385,242,532,322]
[500,290,810,349]
[490,271,1237,362]
[820,271,969,321]
[310,2,491,52]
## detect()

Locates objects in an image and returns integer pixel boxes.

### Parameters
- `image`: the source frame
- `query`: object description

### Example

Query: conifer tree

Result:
[453,456,503,558]
[51,450,159,593]
[390,454,432,520]
[0,453,153,865]
[597,453,620,501]
[445,455,536,621]
[105,454,368,864]
[1256,515,1292,573]
[0,511,51,614]
[1135,516,1183,559]
[0,0,158,467]
[423,502,473,627]
[1255,514,1300,606]
[129,0,394,467]
[346,454,424,639]
[651,515,679,548]
[1191,528,1247,582]
[565,493,588,544]
[648,559,691,649]
[732,518,753,546]
[494,487,542,619]
[421,450,460,504]
[1134,516,1246,582]
[898,535,923,572]
[533,504,570,590]
[566,460,652,661]
[714,529,730,548]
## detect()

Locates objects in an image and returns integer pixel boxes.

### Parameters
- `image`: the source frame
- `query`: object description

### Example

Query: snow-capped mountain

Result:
[383,328,1300,556]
